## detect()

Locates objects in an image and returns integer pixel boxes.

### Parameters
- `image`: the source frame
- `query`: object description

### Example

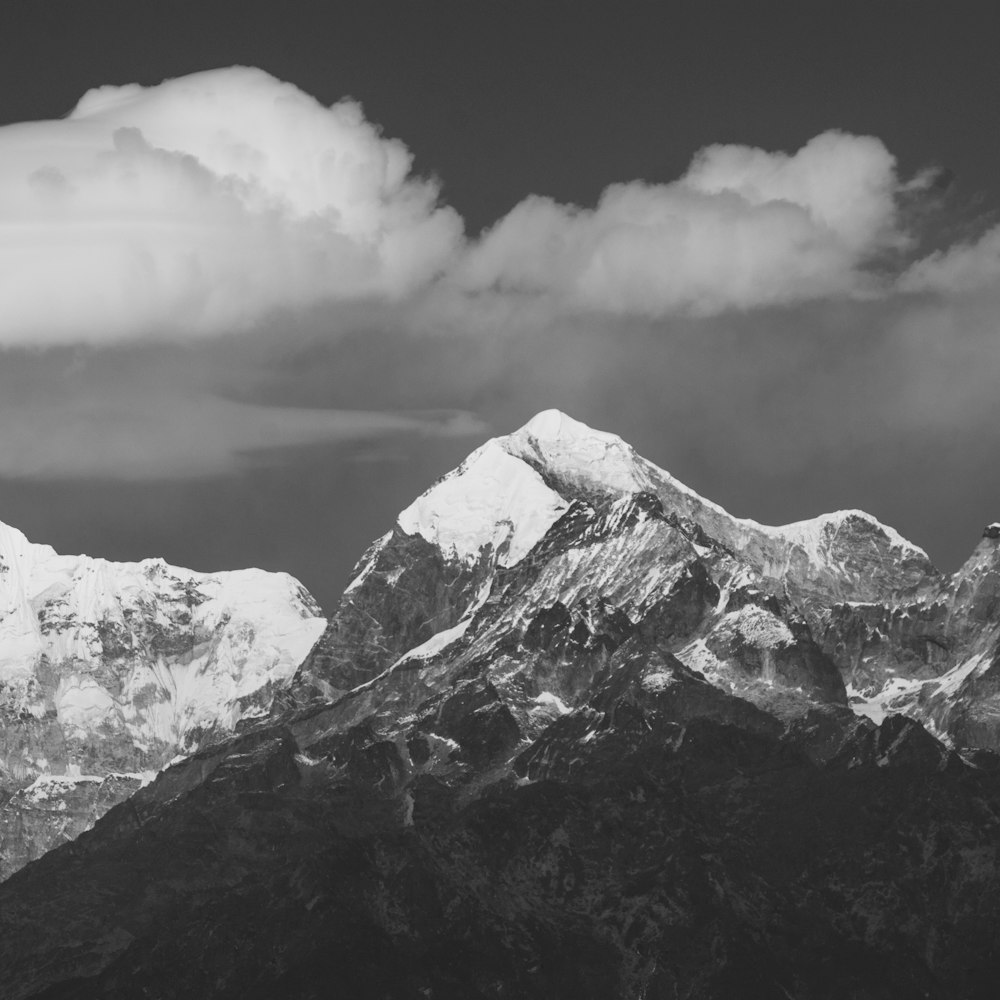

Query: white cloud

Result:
[455,131,907,316]
[899,225,1000,295]
[0,67,957,341]
[0,66,463,344]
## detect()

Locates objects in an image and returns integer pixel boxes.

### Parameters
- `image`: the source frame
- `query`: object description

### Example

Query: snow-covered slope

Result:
[0,520,325,756]
[397,438,569,567]
[0,518,326,877]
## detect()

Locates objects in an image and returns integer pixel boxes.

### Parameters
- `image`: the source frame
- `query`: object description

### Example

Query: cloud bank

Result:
[0,65,988,345]
[0,66,462,344]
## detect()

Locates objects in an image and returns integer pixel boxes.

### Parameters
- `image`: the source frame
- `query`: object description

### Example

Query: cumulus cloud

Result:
[455,131,911,315]
[0,66,463,344]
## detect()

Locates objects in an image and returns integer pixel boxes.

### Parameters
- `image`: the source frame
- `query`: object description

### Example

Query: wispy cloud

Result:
[900,225,1000,295]
[0,373,484,480]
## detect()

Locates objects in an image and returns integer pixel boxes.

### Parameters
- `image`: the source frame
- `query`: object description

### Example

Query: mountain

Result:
[0,520,326,878]
[287,409,991,747]
[2,410,1000,999]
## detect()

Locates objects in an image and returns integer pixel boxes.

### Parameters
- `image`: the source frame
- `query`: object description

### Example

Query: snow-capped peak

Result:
[503,409,653,496]
[766,509,931,565]
[518,408,613,445]
[521,409,584,441]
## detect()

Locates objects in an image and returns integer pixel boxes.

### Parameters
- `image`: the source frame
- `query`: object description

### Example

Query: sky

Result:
[2,1,1000,610]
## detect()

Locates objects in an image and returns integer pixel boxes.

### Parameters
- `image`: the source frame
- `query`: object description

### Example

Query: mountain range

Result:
[1,410,999,999]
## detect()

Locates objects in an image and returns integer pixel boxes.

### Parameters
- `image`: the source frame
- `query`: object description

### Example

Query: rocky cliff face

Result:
[0,520,326,878]
[3,409,1000,998]
[819,525,1000,746]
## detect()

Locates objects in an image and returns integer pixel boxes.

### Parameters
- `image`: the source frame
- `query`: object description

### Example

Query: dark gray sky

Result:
[2,2,1000,610]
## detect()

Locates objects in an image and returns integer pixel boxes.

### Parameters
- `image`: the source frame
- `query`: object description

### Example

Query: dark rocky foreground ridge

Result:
[3,410,1000,998]
[3,661,1000,999]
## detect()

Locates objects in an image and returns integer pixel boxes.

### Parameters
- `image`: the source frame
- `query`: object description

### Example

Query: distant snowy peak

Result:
[765,510,932,572]
[0,516,327,763]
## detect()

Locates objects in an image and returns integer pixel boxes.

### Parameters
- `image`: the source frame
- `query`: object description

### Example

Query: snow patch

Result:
[931,651,989,699]
[848,653,990,725]
[847,677,923,725]
[398,439,568,567]
[393,618,471,667]
[531,691,571,715]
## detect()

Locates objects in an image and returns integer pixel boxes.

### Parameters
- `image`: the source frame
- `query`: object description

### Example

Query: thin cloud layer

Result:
[0,67,463,344]
[0,389,483,481]
[456,131,911,315]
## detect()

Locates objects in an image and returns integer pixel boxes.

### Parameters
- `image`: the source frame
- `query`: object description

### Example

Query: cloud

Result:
[455,131,911,316]
[899,224,1000,295]
[0,345,484,480]
[0,66,463,345]
[0,66,970,343]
